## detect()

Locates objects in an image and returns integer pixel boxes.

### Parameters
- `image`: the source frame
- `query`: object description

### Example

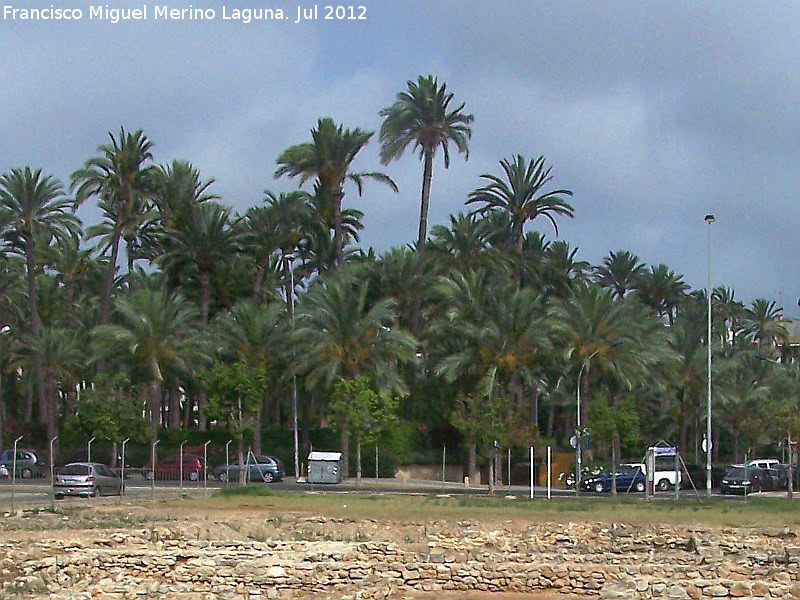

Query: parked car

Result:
[720,465,770,494]
[581,464,646,493]
[0,449,45,478]
[143,454,205,481]
[747,460,788,489]
[53,462,122,498]
[214,455,285,483]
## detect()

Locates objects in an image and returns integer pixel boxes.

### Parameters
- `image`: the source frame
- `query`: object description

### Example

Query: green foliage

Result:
[61,373,151,445]
[330,375,398,443]
[585,390,642,457]
[202,361,266,433]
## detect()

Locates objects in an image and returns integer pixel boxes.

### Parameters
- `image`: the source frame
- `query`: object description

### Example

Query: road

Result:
[0,474,789,510]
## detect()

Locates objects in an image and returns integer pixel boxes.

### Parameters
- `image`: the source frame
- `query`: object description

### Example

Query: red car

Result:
[143,454,205,481]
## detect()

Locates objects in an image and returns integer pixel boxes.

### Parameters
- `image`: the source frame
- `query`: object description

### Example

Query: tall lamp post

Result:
[576,341,623,496]
[285,253,299,481]
[576,349,601,496]
[705,213,715,498]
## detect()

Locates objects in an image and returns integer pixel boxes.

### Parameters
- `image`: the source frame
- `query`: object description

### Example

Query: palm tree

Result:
[0,167,82,433]
[593,250,645,299]
[428,212,496,274]
[71,127,157,324]
[540,240,590,299]
[91,289,209,435]
[18,326,84,446]
[379,75,474,251]
[152,160,218,229]
[275,117,397,266]
[430,270,551,485]
[214,300,287,450]
[549,284,676,488]
[745,298,787,349]
[711,286,746,348]
[293,267,418,471]
[467,155,573,255]
[635,264,689,325]
[242,190,314,301]
[154,201,243,326]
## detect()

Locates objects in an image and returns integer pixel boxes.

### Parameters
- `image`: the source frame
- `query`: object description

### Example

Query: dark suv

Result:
[0,449,45,478]
[720,465,770,494]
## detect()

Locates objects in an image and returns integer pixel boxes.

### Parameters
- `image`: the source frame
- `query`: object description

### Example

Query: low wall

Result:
[4,514,800,599]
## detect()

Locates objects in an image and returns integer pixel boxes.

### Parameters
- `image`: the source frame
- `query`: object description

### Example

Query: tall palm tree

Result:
[293,267,418,471]
[540,240,589,299]
[428,212,496,274]
[242,190,313,301]
[635,264,689,325]
[745,298,787,349]
[0,168,82,335]
[214,300,288,449]
[549,284,676,485]
[467,155,573,255]
[276,117,397,266]
[0,167,82,434]
[18,326,84,446]
[430,270,551,484]
[379,75,473,251]
[91,289,209,435]
[593,250,645,299]
[154,201,242,326]
[152,160,218,230]
[71,127,156,324]
[711,286,746,348]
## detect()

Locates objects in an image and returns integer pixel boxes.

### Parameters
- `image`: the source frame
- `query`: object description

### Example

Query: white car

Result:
[746,458,780,470]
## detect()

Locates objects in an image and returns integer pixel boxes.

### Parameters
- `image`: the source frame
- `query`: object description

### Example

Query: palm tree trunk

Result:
[25,387,33,421]
[169,386,181,428]
[611,434,619,497]
[199,272,211,327]
[356,436,362,490]
[468,439,478,483]
[339,423,350,477]
[252,269,264,302]
[679,390,690,454]
[546,402,555,438]
[254,402,262,454]
[148,379,161,441]
[24,236,49,435]
[417,149,434,252]
[25,237,41,333]
[333,191,344,267]
[46,378,58,451]
[100,228,123,325]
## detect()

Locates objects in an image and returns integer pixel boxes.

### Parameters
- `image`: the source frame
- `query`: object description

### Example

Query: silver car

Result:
[53,462,122,498]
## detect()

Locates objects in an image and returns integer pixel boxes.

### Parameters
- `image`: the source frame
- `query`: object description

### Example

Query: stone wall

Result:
[3,514,799,600]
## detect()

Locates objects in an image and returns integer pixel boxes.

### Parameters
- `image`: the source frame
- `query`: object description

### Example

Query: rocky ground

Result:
[0,497,798,600]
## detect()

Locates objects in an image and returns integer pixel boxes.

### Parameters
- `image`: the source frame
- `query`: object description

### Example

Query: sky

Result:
[2,1,799,314]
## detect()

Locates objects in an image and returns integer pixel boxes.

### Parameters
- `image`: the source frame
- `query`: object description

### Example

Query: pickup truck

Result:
[626,460,681,491]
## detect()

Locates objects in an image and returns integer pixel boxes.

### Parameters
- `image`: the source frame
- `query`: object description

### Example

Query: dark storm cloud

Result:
[2,1,799,312]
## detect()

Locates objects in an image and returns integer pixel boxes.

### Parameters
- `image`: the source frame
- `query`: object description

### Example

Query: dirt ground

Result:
[0,496,580,599]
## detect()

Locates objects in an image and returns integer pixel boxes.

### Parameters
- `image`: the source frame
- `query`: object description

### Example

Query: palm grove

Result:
[0,75,796,485]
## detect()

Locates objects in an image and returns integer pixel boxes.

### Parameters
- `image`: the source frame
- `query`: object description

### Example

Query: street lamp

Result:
[121,438,130,496]
[290,259,299,481]
[575,341,623,496]
[87,436,96,463]
[705,213,715,498]
[575,350,599,496]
